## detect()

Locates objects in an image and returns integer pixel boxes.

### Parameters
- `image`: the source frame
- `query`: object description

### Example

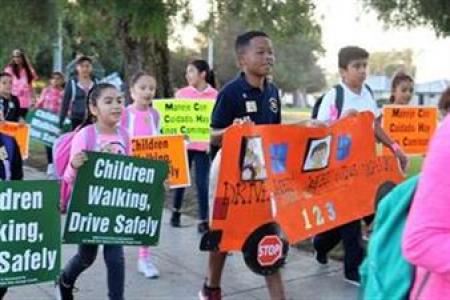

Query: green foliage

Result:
[206,1,325,92]
[369,49,416,77]
[0,0,55,70]
[364,0,450,36]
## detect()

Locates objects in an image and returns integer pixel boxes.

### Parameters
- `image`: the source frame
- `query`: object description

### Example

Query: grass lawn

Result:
[26,140,48,171]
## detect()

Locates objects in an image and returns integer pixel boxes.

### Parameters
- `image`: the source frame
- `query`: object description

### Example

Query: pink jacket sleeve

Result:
[63,128,88,184]
[402,116,450,278]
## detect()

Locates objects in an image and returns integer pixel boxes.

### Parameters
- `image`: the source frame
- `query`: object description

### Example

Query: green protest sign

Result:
[63,152,169,246]
[26,109,71,147]
[153,99,214,142]
[0,180,60,288]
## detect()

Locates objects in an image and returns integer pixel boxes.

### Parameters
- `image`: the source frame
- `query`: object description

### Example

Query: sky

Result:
[172,0,450,83]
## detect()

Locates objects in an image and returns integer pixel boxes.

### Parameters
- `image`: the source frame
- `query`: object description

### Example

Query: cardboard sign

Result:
[26,109,71,147]
[0,122,29,159]
[0,181,60,288]
[131,135,190,188]
[63,152,169,246]
[382,105,438,155]
[153,99,214,142]
[209,112,403,252]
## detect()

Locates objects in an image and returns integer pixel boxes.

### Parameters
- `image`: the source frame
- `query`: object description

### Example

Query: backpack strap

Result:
[85,125,97,151]
[117,126,130,154]
[364,83,374,97]
[334,85,344,119]
[149,108,160,134]
[70,79,76,106]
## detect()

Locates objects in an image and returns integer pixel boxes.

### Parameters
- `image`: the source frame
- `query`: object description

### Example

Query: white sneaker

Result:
[47,164,56,179]
[138,258,160,278]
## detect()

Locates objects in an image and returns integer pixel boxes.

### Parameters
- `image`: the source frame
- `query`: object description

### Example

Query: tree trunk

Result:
[117,19,173,98]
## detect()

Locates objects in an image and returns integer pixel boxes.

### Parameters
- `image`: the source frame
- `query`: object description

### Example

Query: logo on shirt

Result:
[269,98,279,113]
[246,101,258,113]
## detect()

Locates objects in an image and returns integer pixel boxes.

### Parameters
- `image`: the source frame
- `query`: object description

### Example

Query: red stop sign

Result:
[257,235,282,266]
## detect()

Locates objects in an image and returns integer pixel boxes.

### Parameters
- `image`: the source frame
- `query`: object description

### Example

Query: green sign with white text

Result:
[63,152,168,246]
[0,180,60,288]
[153,99,214,142]
[26,109,71,147]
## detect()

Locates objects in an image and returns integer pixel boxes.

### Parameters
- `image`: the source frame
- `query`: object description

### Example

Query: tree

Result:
[369,49,416,77]
[364,0,450,36]
[0,0,56,71]
[201,0,326,97]
[66,0,191,97]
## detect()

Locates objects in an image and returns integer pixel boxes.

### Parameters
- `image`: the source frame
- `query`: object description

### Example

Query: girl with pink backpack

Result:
[56,83,129,300]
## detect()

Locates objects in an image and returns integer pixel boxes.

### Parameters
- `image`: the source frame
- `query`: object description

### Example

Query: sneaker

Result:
[47,163,54,175]
[138,258,160,278]
[47,164,57,179]
[170,211,181,227]
[314,250,328,265]
[56,275,75,300]
[198,284,221,300]
[344,273,361,287]
[197,221,209,234]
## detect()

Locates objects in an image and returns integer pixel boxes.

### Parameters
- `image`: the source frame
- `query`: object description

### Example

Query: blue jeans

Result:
[62,244,124,300]
[173,150,210,221]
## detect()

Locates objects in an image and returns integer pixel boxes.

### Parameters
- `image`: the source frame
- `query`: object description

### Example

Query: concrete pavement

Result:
[4,166,358,299]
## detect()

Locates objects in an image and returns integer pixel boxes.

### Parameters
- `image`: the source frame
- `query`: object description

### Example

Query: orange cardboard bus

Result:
[201,112,404,274]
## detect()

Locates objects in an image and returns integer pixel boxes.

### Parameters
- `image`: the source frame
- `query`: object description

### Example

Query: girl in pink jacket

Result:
[402,115,450,299]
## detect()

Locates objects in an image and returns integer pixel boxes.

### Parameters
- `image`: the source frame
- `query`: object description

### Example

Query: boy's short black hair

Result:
[235,31,269,56]
[0,72,12,79]
[75,55,93,65]
[338,46,369,69]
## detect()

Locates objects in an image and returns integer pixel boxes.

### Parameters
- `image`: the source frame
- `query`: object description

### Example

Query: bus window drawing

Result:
[240,136,267,181]
[270,143,288,174]
[303,136,332,171]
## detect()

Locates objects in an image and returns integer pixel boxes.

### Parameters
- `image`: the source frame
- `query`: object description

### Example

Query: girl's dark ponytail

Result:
[206,69,216,89]
[190,59,216,88]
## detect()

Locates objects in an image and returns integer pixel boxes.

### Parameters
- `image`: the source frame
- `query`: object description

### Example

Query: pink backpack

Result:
[53,125,130,213]
[53,125,96,213]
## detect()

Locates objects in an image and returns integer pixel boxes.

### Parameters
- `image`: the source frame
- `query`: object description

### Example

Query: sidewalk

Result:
[5,166,358,299]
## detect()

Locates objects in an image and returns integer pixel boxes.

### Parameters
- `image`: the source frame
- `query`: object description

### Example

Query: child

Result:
[170,59,218,233]
[313,46,409,285]
[402,114,450,299]
[199,31,285,300]
[389,72,414,105]
[35,71,65,176]
[0,130,24,300]
[438,87,450,117]
[121,71,160,279]
[57,83,127,300]
[4,49,38,118]
[59,56,98,129]
[0,72,21,122]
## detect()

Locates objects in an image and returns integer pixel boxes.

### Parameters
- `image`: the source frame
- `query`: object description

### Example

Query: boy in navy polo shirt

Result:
[199,31,284,300]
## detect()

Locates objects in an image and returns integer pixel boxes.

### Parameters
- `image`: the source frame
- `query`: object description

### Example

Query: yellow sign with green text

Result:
[153,99,215,143]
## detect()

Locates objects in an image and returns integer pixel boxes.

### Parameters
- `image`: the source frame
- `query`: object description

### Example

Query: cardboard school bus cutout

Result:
[200,112,404,275]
